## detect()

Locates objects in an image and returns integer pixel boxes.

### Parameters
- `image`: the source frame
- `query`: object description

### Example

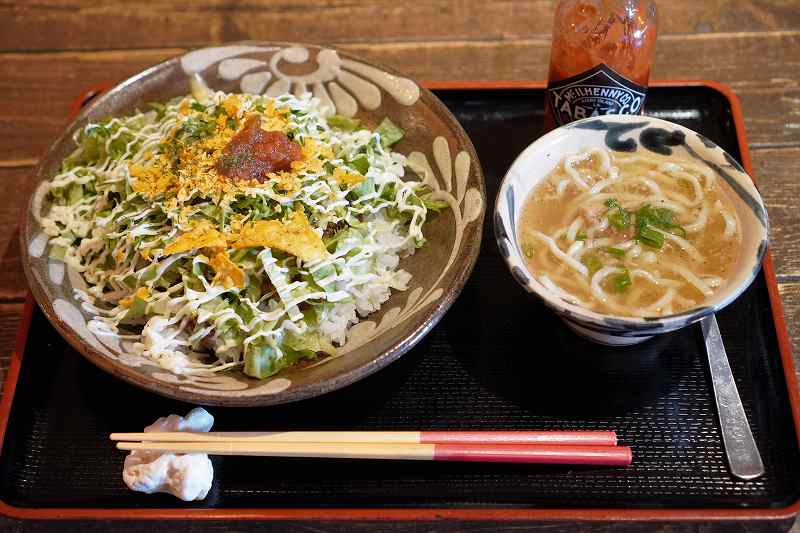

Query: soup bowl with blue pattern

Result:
[494,114,769,345]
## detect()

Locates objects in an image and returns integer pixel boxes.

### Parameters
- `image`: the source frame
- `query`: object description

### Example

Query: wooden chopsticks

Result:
[110,430,618,446]
[111,430,631,466]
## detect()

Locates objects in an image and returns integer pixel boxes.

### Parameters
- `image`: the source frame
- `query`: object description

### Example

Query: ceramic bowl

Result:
[22,42,485,406]
[495,114,768,345]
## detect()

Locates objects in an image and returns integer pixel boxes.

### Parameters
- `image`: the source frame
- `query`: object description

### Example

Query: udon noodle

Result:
[518,148,741,317]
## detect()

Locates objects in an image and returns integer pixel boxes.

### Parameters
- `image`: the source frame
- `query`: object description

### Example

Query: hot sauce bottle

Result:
[544,0,657,130]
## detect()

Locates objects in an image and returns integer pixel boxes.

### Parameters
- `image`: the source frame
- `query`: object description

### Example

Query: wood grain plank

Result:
[0,31,798,164]
[0,166,38,302]
[753,147,800,279]
[2,0,800,52]
[0,48,182,164]
[0,2,798,522]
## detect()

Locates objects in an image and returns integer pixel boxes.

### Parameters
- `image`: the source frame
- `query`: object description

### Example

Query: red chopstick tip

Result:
[622,446,632,466]
[432,444,632,467]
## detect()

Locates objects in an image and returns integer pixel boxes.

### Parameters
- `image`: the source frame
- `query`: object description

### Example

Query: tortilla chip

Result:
[228,211,327,262]
[163,221,227,255]
[331,167,365,186]
[209,252,245,289]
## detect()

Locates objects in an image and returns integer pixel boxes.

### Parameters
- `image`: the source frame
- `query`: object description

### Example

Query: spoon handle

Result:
[701,314,764,480]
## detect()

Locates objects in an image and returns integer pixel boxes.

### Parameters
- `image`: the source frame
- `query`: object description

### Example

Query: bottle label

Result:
[546,64,647,126]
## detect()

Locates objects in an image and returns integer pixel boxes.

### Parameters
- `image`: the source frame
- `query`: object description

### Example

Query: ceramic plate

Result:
[22,42,485,406]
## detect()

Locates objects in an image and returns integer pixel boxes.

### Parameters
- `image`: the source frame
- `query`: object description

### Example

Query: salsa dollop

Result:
[216,116,301,181]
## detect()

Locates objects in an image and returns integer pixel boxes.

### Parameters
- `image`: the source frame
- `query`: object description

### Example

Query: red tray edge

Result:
[1,79,798,523]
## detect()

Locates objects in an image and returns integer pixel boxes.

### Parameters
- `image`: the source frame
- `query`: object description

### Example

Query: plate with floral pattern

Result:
[22,42,485,406]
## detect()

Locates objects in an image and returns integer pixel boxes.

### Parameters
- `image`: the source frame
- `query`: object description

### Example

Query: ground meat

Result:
[216,116,302,181]
[580,205,605,225]
[261,277,276,298]
[323,220,348,238]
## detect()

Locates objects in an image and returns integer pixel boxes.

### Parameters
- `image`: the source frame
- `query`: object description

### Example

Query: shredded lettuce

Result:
[376,117,404,147]
[40,91,446,380]
[326,114,361,131]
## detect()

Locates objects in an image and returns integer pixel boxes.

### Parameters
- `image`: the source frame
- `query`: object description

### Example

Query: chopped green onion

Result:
[124,295,148,319]
[605,246,626,258]
[521,242,535,258]
[310,263,336,284]
[139,265,157,282]
[582,254,603,275]
[376,117,404,148]
[421,196,449,213]
[575,231,587,241]
[637,225,665,248]
[654,207,675,224]
[190,102,206,112]
[350,176,375,198]
[611,269,632,292]
[635,204,685,246]
[607,207,630,229]
[67,182,84,205]
[199,203,223,221]
[235,303,255,324]
[327,114,361,131]
[244,344,278,379]
[380,182,397,201]
[604,198,630,230]
[109,131,136,159]
[178,116,216,144]
[324,229,348,252]
[349,154,369,175]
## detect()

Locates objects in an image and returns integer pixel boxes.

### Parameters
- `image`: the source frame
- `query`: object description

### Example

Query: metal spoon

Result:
[701,314,764,480]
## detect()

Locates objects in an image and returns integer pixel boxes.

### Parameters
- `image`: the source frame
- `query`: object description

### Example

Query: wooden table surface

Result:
[0,1,798,530]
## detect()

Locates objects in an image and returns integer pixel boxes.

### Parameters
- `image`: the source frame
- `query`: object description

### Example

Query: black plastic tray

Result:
[1,84,799,526]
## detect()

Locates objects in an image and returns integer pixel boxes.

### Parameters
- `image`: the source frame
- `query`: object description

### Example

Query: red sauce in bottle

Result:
[544,0,657,131]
